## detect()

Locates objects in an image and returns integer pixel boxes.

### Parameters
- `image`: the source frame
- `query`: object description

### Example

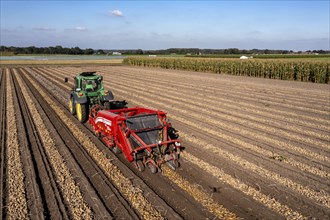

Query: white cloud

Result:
[34,27,55,31]
[75,27,87,31]
[109,10,123,17]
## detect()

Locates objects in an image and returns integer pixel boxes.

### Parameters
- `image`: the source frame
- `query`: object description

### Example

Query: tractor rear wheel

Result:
[76,103,88,123]
[69,98,76,115]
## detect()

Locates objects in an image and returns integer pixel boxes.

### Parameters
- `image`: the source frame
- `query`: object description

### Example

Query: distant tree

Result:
[71,47,83,55]
[96,49,105,55]
[136,49,143,55]
[85,48,94,55]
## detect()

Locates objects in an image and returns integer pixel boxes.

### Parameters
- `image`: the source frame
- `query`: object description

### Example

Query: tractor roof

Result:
[79,71,97,76]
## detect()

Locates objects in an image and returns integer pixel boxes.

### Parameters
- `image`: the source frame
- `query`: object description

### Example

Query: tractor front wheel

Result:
[76,103,88,123]
[69,98,76,115]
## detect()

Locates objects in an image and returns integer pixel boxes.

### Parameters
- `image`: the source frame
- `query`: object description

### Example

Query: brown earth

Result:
[1,65,329,219]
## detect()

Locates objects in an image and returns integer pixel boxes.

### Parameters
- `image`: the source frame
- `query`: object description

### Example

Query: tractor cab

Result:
[73,72,103,94]
[66,72,115,123]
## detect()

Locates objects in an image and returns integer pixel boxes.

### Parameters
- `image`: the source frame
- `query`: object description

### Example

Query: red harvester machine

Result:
[89,105,181,173]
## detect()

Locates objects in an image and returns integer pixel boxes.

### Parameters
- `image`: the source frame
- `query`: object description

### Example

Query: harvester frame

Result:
[89,105,181,173]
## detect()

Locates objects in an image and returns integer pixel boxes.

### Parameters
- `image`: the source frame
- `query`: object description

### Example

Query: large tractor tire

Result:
[76,103,88,123]
[69,98,76,115]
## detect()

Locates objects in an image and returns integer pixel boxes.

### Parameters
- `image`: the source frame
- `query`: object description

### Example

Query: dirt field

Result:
[1,65,329,219]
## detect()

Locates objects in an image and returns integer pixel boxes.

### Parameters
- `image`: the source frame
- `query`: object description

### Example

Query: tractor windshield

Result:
[81,79,102,92]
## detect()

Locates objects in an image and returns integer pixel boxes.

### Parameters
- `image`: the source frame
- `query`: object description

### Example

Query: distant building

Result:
[240,56,249,59]
[148,55,157,57]
[112,52,122,55]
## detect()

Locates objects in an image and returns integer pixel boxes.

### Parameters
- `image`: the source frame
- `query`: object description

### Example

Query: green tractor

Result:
[65,72,115,123]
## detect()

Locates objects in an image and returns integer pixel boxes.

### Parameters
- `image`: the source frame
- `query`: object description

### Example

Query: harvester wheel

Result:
[76,103,88,123]
[165,154,180,170]
[147,163,157,174]
[69,98,76,115]
[136,160,145,172]
[112,146,122,154]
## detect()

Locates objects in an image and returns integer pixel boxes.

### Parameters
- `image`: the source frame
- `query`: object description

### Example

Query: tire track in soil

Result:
[0,69,7,219]
[34,68,311,218]
[5,69,29,219]
[13,70,92,220]
[17,68,142,219]
[27,66,242,219]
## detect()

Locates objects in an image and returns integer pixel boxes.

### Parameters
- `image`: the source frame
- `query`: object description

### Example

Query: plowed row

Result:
[1,65,329,219]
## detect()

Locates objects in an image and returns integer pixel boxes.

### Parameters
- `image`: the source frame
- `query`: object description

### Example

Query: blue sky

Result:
[1,0,329,50]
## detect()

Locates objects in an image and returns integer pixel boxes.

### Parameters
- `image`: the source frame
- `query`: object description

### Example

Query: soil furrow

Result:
[103,67,330,129]
[14,70,92,220]
[111,85,328,219]
[97,75,322,219]
[110,66,330,103]
[181,152,306,219]
[108,88,330,208]
[110,67,330,113]
[11,70,70,219]
[102,73,330,155]
[42,67,330,192]
[108,72,330,147]
[105,67,330,118]
[43,67,328,174]
[19,66,330,219]
[102,79,330,176]
[22,68,165,220]
[28,64,243,220]
[0,69,7,219]
[46,67,330,151]
[11,70,45,219]
[55,66,330,133]
[5,69,29,219]
[18,68,139,219]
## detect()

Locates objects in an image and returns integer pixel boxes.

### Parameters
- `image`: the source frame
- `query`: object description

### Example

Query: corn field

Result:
[123,57,330,83]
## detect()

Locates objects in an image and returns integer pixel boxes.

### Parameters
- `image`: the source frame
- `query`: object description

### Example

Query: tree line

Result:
[1,45,329,55]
